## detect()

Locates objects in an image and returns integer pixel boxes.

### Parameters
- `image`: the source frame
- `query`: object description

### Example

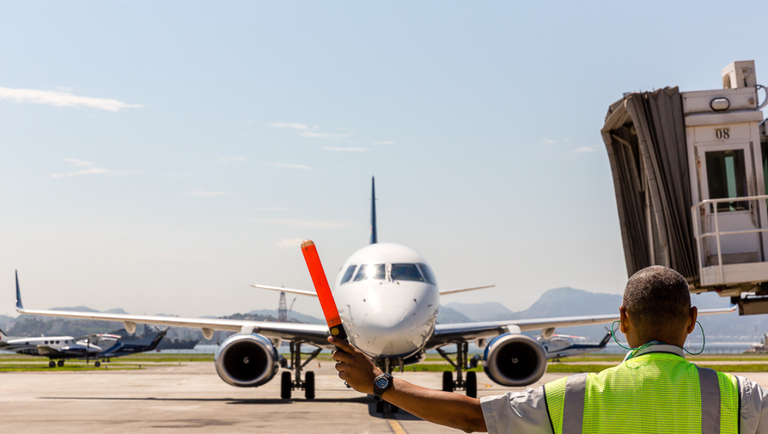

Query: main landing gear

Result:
[437,342,479,398]
[280,342,321,400]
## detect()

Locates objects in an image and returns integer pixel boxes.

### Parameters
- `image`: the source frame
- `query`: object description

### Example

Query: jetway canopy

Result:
[601,87,699,281]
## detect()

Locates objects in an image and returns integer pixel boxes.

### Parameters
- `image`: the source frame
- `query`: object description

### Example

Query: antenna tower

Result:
[278,291,288,322]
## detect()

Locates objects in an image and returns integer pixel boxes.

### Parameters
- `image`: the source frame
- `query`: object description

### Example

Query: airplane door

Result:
[699,142,764,265]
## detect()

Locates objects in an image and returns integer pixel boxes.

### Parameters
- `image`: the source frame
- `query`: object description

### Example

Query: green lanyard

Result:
[609,320,706,356]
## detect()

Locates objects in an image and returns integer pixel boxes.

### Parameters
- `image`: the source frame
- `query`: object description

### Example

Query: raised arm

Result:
[329,337,487,433]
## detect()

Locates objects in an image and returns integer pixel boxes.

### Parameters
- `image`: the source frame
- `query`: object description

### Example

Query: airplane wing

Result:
[439,285,495,296]
[17,307,332,348]
[427,307,735,348]
[15,275,331,348]
[251,284,317,297]
[36,346,65,357]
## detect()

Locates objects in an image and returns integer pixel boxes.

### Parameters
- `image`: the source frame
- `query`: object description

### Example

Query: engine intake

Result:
[483,333,547,387]
[214,333,279,387]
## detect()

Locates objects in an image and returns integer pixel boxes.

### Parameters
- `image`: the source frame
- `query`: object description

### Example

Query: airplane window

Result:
[56,341,60,344]
[417,263,436,285]
[353,264,385,281]
[340,265,357,284]
[391,264,424,282]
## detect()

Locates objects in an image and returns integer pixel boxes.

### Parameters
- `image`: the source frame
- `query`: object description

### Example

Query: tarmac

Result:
[3,361,768,434]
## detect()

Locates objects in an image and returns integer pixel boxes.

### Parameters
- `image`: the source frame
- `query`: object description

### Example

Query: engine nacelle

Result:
[483,333,548,387]
[214,333,279,387]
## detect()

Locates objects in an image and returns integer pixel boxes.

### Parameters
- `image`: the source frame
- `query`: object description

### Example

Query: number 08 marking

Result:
[715,128,730,140]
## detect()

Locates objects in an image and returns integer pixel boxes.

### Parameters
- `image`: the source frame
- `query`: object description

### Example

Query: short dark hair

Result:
[622,266,691,343]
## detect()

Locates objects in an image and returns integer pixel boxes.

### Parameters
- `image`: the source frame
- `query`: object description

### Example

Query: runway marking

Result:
[387,418,408,434]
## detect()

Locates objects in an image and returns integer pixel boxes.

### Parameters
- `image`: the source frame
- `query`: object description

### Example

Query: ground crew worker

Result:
[331,265,768,433]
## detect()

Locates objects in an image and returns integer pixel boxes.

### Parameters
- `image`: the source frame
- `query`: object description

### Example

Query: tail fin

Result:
[599,331,612,347]
[370,176,378,244]
[15,270,24,311]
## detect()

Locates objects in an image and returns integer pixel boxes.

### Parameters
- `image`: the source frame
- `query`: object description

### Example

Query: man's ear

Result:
[686,306,698,334]
[619,306,629,334]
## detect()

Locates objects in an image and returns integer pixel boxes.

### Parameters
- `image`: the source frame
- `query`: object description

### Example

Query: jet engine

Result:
[214,333,279,387]
[483,333,548,387]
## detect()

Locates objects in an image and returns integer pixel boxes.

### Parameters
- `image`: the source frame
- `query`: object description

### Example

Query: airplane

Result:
[538,331,612,361]
[0,327,169,367]
[0,328,102,367]
[90,328,170,362]
[13,177,736,411]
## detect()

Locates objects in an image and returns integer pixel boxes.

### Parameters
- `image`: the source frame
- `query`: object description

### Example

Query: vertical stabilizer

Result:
[15,270,23,310]
[370,177,378,244]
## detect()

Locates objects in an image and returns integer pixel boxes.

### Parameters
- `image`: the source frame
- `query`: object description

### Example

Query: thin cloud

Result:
[218,156,250,164]
[0,87,142,112]
[51,168,121,179]
[323,147,369,152]
[571,146,596,153]
[252,219,354,229]
[271,122,308,130]
[272,163,311,170]
[301,131,351,140]
[372,141,395,145]
[187,190,233,197]
[62,158,94,167]
[51,159,130,178]
[276,238,305,248]
[541,139,556,144]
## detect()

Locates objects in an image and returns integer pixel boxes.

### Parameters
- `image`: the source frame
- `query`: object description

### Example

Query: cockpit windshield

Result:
[340,265,357,284]
[391,263,425,282]
[353,263,386,281]
[417,263,436,285]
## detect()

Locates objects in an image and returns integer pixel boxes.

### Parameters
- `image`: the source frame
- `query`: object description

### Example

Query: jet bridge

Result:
[602,61,768,315]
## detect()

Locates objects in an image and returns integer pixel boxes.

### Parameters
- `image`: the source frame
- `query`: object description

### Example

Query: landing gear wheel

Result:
[57,360,64,367]
[442,371,454,392]
[281,371,292,399]
[49,361,56,368]
[375,400,385,413]
[465,371,477,398]
[94,361,101,368]
[304,371,315,400]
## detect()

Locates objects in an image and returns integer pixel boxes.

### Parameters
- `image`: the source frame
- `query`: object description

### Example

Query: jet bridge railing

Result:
[692,195,768,285]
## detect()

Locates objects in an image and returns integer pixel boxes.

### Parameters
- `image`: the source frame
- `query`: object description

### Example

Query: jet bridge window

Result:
[706,150,749,212]
[353,264,385,281]
[340,265,357,284]
[417,263,436,285]
[391,263,425,282]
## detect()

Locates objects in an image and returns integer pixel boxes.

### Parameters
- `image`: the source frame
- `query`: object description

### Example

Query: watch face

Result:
[375,377,389,388]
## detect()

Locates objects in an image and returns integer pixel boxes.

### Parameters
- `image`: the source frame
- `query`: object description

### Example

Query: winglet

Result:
[15,270,24,311]
[370,176,377,244]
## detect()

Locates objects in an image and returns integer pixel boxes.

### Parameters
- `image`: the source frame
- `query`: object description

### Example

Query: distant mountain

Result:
[49,306,101,313]
[436,306,472,324]
[247,309,325,325]
[444,302,516,322]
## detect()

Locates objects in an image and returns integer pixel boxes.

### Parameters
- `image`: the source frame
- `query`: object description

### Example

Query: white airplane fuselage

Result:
[332,242,439,360]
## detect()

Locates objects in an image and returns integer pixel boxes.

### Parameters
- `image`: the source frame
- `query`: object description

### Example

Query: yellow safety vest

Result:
[544,350,739,434]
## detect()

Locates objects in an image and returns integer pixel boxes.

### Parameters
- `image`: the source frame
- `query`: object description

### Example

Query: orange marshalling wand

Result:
[301,239,348,341]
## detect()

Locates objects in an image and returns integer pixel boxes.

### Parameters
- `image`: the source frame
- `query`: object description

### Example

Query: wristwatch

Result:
[373,373,393,401]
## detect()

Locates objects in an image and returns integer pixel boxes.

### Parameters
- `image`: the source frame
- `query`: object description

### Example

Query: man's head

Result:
[619,265,696,347]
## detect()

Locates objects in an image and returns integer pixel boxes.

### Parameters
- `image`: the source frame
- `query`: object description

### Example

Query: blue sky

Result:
[2,1,765,318]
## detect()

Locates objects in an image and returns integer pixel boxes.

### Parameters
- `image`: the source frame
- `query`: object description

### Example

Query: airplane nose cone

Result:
[363,305,413,332]
[355,305,421,356]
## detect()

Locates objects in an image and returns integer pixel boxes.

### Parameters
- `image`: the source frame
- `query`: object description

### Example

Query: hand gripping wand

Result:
[300,240,349,346]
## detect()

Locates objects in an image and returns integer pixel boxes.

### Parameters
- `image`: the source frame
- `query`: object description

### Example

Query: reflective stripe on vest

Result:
[544,356,740,434]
